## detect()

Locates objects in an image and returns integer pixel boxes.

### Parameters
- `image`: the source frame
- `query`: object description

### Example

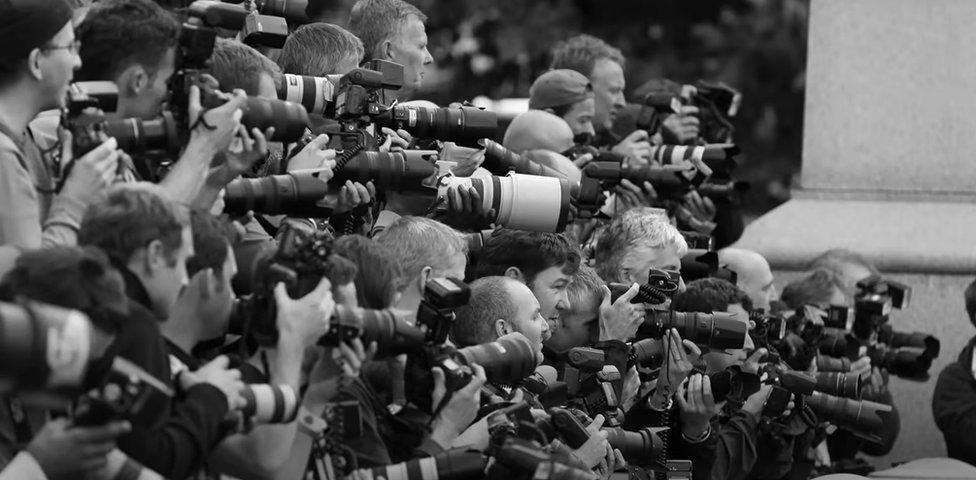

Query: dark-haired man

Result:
[933,278,976,466]
[470,229,582,333]
[529,69,596,140]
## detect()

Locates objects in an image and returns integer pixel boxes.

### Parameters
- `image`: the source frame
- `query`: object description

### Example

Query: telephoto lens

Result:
[582,161,691,193]
[322,306,426,358]
[278,73,340,115]
[258,0,310,24]
[0,301,95,394]
[458,332,539,386]
[815,371,862,399]
[493,439,594,480]
[695,180,749,201]
[805,391,893,439]
[331,150,438,194]
[239,384,299,424]
[223,174,331,217]
[604,427,663,465]
[201,90,309,143]
[437,172,572,233]
[478,139,568,180]
[376,105,498,147]
[348,448,488,480]
[818,333,859,359]
[640,310,747,350]
[102,113,181,157]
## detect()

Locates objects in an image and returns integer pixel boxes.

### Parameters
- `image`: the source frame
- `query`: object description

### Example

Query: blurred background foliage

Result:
[412,0,809,219]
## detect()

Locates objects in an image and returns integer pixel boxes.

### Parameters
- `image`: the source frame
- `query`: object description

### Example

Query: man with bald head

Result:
[503,110,576,155]
[718,248,776,311]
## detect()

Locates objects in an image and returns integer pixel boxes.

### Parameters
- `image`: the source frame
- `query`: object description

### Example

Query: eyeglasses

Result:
[41,40,81,54]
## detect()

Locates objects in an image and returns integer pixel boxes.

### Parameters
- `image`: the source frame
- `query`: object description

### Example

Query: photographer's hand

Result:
[648,329,698,408]
[430,185,496,231]
[741,348,769,375]
[206,126,274,188]
[287,134,337,180]
[611,179,657,211]
[180,355,246,411]
[272,278,335,390]
[378,127,411,152]
[611,130,653,163]
[681,190,717,222]
[25,418,130,478]
[570,414,611,469]
[429,364,486,449]
[333,180,375,215]
[59,136,120,205]
[676,374,720,439]
[597,284,643,342]
[661,105,701,145]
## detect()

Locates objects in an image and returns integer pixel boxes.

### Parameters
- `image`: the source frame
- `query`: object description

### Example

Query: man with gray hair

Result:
[277,22,364,77]
[349,0,433,94]
[593,207,689,288]
[374,216,468,315]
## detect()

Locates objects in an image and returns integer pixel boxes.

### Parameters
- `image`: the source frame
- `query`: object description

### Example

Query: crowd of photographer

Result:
[0,0,951,479]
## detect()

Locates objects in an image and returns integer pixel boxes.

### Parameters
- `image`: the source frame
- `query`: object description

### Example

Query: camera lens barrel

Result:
[604,427,662,465]
[458,332,538,386]
[643,311,747,350]
[223,174,330,217]
[815,371,862,399]
[332,151,438,194]
[241,96,309,143]
[327,306,426,357]
[381,105,497,147]
[240,384,299,424]
[816,355,852,373]
[0,301,94,393]
[278,73,338,115]
[439,173,572,233]
[805,391,892,435]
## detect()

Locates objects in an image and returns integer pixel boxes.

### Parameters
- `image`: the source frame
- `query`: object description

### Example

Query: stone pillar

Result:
[734,0,976,467]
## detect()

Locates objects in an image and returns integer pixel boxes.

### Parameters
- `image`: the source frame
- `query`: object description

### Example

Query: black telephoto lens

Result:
[380,105,498,147]
[815,371,862,399]
[323,306,426,358]
[879,326,940,359]
[642,310,747,350]
[458,333,538,386]
[805,391,893,437]
[103,113,181,157]
[817,355,852,373]
[604,427,663,465]
[869,346,932,379]
[241,96,309,142]
[479,139,566,179]
[223,174,331,217]
[331,150,438,193]
[630,338,663,368]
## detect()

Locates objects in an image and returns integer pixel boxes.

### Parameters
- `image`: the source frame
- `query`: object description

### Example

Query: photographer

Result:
[453,276,551,361]
[0,246,134,476]
[349,0,433,98]
[933,278,976,466]
[719,248,777,312]
[529,69,597,141]
[162,210,336,478]
[73,0,250,204]
[0,0,121,268]
[77,184,245,478]
[503,110,576,156]
[671,278,790,480]
[278,23,364,79]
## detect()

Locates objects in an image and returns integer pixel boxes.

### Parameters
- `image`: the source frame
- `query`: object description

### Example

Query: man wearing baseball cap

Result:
[0,0,121,271]
[529,69,597,141]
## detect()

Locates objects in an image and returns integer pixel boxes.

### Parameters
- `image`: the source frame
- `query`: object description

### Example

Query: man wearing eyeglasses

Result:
[0,0,121,274]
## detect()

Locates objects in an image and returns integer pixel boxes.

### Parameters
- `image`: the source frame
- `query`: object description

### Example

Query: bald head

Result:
[523,149,581,186]
[718,248,775,311]
[503,110,574,154]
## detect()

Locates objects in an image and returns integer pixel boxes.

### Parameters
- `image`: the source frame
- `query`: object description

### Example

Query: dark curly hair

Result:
[75,0,180,81]
[673,277,753,313]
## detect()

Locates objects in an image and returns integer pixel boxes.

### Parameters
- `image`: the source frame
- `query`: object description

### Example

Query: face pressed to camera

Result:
[504,280,551,358]
[37,23,82,111]
[560,97,596,138]
[702,302,755,374]
[528,265,573,332]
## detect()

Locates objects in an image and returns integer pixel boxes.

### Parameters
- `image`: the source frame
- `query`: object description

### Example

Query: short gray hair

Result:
[452,276,520,347]
[277,23,364,76]
[374,216,467,283]
[349,0,427,61]
[566,264,605,316]
[594,207,687,282]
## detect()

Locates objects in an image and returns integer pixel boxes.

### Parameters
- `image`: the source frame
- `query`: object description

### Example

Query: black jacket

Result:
[111,265,231,479]
[933,336,976,466]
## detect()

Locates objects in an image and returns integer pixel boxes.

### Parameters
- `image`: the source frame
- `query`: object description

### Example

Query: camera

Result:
[867,344,932,380]
[435,172,572,233]
[877,324,940,358]
[405,332,539,414]
[239,384,299,424]
[605,427,664,466]
[223,173,332,218]
[231,224,425,354]
[65,82,181,160]
[331,60,497,149]
[239,12,289,48]
[852,276,912,339]
[478,139,569,181]
[73,357,174,427]
[679,249,737,284]
[749,309,787,345]
[608,268,681,306]
[189,1,309,31]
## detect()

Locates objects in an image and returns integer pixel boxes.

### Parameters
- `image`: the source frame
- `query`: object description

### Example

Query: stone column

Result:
[734,0,976,466]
